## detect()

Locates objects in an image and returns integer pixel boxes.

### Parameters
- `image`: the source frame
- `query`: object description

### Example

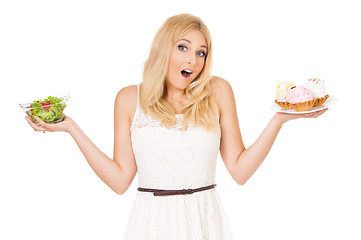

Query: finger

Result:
[316,108,328,114]
[25,116,45,130]
[34,116,54,131]
[25,116,47,132]
[300,112,316,118]
[309,112,322,118]
[310,109,327,118]
[315,110,327,117]
[305,108,328,118]
[34,116,45,125]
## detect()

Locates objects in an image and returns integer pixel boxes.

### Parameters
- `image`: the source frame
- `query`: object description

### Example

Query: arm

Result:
[25,86,138,194]
[213,77,327,185]
[234,114,283,184]
[67,121,128,194]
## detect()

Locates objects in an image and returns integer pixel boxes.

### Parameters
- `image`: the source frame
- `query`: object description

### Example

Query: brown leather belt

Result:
[137,184,216,196]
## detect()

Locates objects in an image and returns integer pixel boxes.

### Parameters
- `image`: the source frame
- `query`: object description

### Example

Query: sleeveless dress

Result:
[122,85,233,240]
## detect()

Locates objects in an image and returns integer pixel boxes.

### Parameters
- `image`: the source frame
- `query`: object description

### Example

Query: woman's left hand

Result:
[275,108,328,125]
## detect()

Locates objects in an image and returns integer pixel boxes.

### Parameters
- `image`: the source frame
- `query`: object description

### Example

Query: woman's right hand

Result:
[25,115,75,133]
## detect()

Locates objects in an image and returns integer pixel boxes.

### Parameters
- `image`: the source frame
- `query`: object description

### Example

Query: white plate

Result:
[271,96,337,114]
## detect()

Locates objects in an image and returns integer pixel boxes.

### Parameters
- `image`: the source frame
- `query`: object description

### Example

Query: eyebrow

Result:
[178,38,208,49]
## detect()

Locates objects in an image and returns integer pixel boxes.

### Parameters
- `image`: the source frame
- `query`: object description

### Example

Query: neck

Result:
[165,86,186,102]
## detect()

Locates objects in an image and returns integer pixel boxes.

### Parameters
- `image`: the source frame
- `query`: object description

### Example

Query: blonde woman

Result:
[25,13,327,239]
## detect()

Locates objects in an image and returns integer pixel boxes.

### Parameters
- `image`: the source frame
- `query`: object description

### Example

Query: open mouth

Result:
[181,69,193,79]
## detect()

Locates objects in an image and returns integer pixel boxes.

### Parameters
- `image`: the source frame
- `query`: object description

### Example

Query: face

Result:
[166,29,208,91]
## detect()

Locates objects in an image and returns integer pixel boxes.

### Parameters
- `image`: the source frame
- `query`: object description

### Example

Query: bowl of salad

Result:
[19,93,70,125]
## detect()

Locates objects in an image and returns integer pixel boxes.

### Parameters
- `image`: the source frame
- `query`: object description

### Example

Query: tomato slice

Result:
[41,101,51,111]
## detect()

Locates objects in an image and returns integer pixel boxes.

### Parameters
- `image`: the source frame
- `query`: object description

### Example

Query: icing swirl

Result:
[305,79,327,98]
[275,82,295,101]
[286,86,313,104]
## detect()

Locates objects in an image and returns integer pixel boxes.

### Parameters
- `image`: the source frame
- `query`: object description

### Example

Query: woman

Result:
[25,13,327,239]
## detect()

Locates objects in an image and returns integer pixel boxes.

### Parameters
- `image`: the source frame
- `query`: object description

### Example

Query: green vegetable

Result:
[29,96,67,123]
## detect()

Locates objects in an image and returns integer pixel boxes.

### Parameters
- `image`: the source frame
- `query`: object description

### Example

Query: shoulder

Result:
[115,85,137,107]
[115,85,138,124]
[116,84,137,98]
[211,76,235,112]
[212,76,232,93]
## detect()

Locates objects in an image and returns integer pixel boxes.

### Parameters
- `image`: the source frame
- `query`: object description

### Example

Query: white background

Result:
[1,0,360,239]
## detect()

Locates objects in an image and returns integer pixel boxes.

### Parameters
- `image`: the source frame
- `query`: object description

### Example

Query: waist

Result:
[137,184,216,197]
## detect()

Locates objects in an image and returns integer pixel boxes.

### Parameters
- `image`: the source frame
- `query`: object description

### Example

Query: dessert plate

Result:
[271,96,337,114]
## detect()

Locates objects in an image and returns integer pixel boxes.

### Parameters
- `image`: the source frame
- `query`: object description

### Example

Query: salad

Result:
[28,96,67,123]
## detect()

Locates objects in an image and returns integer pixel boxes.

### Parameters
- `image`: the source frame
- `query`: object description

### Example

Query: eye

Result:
[178,45,187,51]
[197,51,206,57]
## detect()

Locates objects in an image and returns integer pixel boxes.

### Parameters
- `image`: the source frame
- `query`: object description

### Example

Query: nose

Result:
[186,53,196,65]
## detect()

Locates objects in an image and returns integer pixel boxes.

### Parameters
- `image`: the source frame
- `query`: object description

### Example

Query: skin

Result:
[212,76,327,184]
[165,29,208,111]
[25,29,328,193]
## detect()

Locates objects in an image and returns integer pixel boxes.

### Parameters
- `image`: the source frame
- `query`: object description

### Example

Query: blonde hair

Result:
[139,13,220,134]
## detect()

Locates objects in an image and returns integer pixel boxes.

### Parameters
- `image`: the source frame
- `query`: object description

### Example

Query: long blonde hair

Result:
[139,13,220,134]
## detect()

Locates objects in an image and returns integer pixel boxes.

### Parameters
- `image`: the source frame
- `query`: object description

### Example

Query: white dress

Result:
[123,85,233,240]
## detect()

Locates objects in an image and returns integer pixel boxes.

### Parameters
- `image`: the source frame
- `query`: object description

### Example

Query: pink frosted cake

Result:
[285,86,315,111]
[274,79,330,112]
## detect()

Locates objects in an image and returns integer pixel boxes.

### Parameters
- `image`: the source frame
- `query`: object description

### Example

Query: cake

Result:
[274,82,295,109]
[286,86,315,112]
[305,78,329,106]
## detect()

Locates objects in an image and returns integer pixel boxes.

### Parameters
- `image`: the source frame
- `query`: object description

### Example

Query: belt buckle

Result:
[183,188,194,194]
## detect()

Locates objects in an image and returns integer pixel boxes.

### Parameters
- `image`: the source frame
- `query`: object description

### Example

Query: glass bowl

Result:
[19,93,70,126]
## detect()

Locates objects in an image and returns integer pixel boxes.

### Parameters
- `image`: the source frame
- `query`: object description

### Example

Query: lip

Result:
[181,68,193,80]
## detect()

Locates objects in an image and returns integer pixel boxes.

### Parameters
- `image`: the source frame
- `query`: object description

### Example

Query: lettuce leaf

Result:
[29,96,67,123]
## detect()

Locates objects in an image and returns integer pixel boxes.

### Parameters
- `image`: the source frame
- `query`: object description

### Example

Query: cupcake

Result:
[274,81,295,109]
[286,86,315,111]
[305,78,329,106]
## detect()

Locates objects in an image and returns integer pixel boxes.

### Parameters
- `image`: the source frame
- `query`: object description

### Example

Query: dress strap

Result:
[136,84,140,102]
[130,84,140,130]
